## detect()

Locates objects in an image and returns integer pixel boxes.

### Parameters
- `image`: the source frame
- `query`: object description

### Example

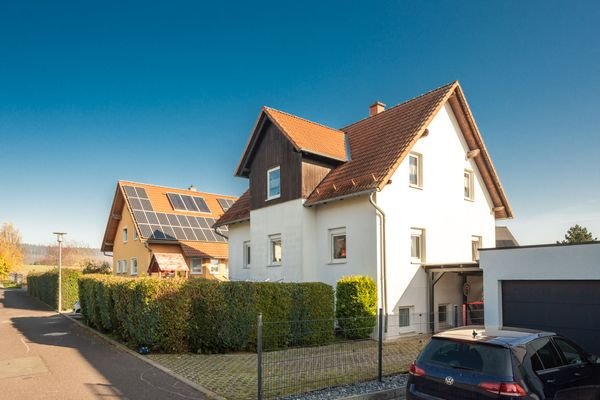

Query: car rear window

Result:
[418,338,513,376]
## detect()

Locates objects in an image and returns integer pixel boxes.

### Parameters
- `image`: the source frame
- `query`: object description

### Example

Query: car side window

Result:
[554,338,585,365]
[530,338,563,371]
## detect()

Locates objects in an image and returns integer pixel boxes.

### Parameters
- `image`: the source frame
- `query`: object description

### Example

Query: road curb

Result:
[341,387,405,400]
[62,313,225,400]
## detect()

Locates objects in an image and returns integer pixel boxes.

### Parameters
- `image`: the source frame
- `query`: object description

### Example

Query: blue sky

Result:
[1,1,599,246]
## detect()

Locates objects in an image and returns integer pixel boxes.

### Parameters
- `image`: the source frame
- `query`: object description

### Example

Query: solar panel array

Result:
[167,192,211,213]
[123,185,226,243]
[217,198,235,212]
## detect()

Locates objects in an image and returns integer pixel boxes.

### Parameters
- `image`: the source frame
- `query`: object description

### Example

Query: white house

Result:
[215,81,512,336]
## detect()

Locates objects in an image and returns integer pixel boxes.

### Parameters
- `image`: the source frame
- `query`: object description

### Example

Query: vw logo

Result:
[445,376,455,386]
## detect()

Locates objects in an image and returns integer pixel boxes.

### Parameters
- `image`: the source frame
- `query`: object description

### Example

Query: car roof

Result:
[433,326,556,347]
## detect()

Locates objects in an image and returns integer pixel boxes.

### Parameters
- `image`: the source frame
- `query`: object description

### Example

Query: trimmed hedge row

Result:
[77,276,335,354]
[336,275,377,339]
[27,268,81,310]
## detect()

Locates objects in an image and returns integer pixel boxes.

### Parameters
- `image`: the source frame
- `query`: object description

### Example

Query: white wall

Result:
[227,221,251,281]
[378,103,496,332]
[480,242,600,329]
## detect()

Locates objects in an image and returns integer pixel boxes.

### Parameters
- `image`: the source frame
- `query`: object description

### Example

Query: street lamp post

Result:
[53,232,67,312]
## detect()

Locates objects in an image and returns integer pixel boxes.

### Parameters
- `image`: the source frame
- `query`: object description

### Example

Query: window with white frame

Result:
[190,258,203,274]
[471,236,482,261]
[116,260,121,274]
[134,229,139,240]
[408,153,422,188]
[329,228,346,263]
[267,166,281,200]
[398,307,411,328]
[209,259,220,274]
[464,170,474,200]
[122,259,128,275]
[269,234,282,265]
[243,241,251,268]
[410,228,424,263]
[438,304,448,323]
[122,227,128,243]
[130,258,138,275]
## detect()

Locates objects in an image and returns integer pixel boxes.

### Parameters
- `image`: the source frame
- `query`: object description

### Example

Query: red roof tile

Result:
[215,189,250,226]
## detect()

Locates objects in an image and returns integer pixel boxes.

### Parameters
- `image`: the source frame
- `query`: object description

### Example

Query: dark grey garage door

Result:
[502,280,600,355]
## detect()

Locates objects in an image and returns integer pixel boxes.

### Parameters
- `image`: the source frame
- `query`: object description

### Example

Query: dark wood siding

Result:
[301,159,332,198]
[248,121,302,210]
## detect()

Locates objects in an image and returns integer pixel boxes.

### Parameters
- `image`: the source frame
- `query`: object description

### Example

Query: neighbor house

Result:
[101,181,237,280]
[215,81,512,336]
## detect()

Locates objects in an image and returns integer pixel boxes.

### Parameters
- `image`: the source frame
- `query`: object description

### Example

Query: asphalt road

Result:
[0,288,205,400]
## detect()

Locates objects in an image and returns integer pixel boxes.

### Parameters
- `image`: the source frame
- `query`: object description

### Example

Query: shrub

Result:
[187,280,334,353]
[336,275,377,339]
[81,260,112,275]
[27,268,80,310]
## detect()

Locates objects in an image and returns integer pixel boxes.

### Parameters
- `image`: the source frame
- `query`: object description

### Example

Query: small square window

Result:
[409,153,422,188]
[330,228,346,263]
[410,228,424,263]
[190,258,203,274]
[209,259,220,274]
[122,228,128,243]
[471,236,482,261]
[269,234,282,265]
[130,258,138,275]
[464,170,474,200]
[267,167,281,200]
[398,308,411,328]
[243,241,251,268]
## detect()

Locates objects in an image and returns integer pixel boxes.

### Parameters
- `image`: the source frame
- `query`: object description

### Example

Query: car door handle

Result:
[546,379,556,383]
[573,372,582,377]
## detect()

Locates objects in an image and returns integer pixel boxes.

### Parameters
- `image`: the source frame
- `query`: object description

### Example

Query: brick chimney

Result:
[369,101,386,116]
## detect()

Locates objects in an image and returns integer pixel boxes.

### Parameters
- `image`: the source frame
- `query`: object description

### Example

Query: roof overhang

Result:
[422,262,481,273]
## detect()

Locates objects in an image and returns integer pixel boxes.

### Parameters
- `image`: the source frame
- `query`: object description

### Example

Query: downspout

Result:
[369,191,387,316]
[214,226,229,240]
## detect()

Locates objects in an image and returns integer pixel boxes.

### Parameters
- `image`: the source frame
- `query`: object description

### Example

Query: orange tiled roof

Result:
[101,181,237,252]
[180,241,229,259]
[306,82,458,205]
[214,190,250,226]
[216,81,513,225]
[263,107,347,161]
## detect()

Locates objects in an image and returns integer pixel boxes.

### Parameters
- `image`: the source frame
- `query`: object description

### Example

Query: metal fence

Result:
[257,306,482,399]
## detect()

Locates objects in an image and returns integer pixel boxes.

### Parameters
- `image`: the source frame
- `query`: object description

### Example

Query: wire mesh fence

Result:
[256,304,484,399]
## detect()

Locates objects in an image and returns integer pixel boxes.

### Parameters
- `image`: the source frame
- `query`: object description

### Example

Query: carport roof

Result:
[423,262,480,273]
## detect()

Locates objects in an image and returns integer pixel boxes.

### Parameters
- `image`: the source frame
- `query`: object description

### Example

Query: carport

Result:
[480,242,600,354]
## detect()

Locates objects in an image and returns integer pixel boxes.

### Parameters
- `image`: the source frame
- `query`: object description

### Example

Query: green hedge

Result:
[77,275,335,354]
[187,281,334,353]
[336,275,377,339]
[27,268,80,310]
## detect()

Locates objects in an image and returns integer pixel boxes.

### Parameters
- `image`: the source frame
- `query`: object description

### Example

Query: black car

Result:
[407,326,600,399]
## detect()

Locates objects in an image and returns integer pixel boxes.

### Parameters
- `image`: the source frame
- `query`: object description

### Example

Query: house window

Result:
[243,241,251,268]
[122,259,128,275]
[116,260,121,274]
[464,170,474,200]
[134,229,139,240]
[130,258,138,275]
[267,167,281,200]
[438,304,447,323]
[330,228,346,263]
[471,236,482,261]
[122,228,128,243]
[190,258,203,274]
[209,259,220,274]
[408,153,422,188]
[398,308,411,328]
[410,228,424,263]
[269,234,282,265]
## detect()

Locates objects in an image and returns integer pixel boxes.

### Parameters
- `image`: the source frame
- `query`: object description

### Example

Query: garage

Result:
[480,242,600,355]
[502,280,600,355]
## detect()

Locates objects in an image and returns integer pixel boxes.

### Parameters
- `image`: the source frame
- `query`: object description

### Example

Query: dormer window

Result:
[409,153,422,188]
[267,167,281,200]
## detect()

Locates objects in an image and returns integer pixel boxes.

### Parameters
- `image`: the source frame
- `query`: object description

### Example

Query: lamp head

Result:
[53,232,67,243]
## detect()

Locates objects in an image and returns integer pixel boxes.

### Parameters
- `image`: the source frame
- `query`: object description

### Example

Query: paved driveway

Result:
[0,288,205,400]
